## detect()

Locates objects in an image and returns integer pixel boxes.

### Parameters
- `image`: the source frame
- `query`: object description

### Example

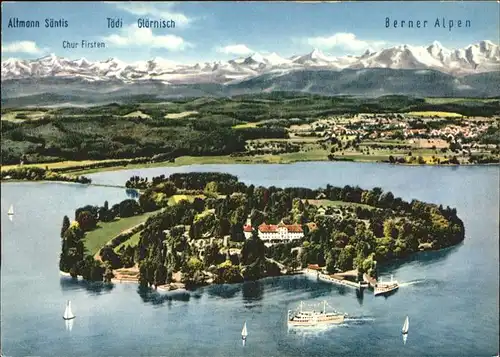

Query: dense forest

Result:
[59,172,465,288]
[3,93,499,165]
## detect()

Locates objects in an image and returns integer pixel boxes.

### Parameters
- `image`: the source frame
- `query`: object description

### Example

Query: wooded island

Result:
[59,172,465,288]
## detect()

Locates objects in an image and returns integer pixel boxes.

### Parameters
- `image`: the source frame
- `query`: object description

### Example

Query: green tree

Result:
[119,199,141,218]
[120,245,136,268]
[78,255,104,281]
[60,215,70,238]
[241,231,265,266]
[214,260,243,284]
[155,181,177,197]
[203,242,224,268]
[59,222,85,275]
[204,181,219,194]
[289,256,300,272]
[99,201,111,222]
[192,197,205,213]
[333,232,349,248]
[154,264,168,286]
[325,251,337,273]
[139,189,159,212]
[182,256,206,286]
[379,192,394,209]
[139,258,155,287]
[76,211,97,231]
[383,219,398,239]
[104,262,115,283]
[250,209,265,227]
[100,246,122,269]
[337,245,355,271]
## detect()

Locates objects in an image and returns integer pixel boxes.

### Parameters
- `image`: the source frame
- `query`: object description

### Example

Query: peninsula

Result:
[58,172,466,289]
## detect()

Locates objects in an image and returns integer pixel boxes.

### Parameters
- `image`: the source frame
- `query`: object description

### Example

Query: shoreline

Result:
[60,269,305,292]
[60,239,465,291]
[60,270,184,290]
[2,157,498,184]
[0,179,128,189]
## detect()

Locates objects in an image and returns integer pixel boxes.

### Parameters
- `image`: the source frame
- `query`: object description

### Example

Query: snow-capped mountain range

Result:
[2,41,499,85]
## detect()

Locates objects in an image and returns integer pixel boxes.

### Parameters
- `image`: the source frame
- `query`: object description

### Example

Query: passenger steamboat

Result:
[287,300,347,327]
[374,274,399,296]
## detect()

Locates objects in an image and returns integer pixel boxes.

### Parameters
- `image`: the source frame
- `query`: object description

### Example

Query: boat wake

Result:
[344,316,376,325]
[399,279,427,287]
[287,323,344,336]
[399,278,442,288]
[287,316,374,336]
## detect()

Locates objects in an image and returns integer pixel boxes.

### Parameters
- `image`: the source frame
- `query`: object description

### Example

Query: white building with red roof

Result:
[243,221,304,246]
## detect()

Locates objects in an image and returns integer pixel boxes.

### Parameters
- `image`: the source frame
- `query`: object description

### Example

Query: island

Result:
[1,93,499,182]
[58,172,465,290]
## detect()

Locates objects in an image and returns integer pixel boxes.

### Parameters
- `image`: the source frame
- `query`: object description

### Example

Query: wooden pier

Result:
[363,273,378,288]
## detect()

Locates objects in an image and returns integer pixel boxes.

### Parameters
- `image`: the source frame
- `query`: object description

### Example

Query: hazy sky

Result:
[1,1,498,63]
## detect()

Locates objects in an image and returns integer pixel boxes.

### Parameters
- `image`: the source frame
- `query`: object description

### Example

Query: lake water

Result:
[2,162,499,357]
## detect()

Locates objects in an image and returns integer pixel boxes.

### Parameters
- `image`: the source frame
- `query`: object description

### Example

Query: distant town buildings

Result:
[299,114,492,143]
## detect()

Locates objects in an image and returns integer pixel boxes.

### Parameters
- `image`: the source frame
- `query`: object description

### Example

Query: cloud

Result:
[1,41,43,54]
[216,44,254,56]
[103,25,192,51]
[304,33,386,52]
[107,2,191,26]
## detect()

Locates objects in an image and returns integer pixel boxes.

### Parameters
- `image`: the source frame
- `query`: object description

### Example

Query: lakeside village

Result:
[284,112,499,165]
[58,172,465,297]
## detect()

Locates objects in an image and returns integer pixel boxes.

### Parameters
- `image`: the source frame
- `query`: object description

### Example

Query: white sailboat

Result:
[402,316,409,345]
[402,316,409,334]
[7,204,14,215]
[63,300,75,320]
[241,321,248,345]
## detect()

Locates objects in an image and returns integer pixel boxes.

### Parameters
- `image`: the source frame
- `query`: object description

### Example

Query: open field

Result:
[424,97,500,104]
[413,139,449,149]
[84,211,158,255]
[123,111,151,119]
[1,159,128,172]
[233,122,259,129]
[164,111,198,119]
[407,111,463,118]
[195,209,215,219]
[168,194,205,205]
[1,110,49,122]
[251,137,319,143]
[114,230,142,252]
[307,199,374,210]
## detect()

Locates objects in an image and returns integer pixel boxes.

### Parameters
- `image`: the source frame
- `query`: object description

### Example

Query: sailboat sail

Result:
[402,316,409,334]
[241,322,248,339]
[8,205,14,215]
[63,300,75,320]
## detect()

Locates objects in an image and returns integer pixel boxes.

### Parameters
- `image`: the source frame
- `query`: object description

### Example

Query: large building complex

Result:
[243,221,304,246]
